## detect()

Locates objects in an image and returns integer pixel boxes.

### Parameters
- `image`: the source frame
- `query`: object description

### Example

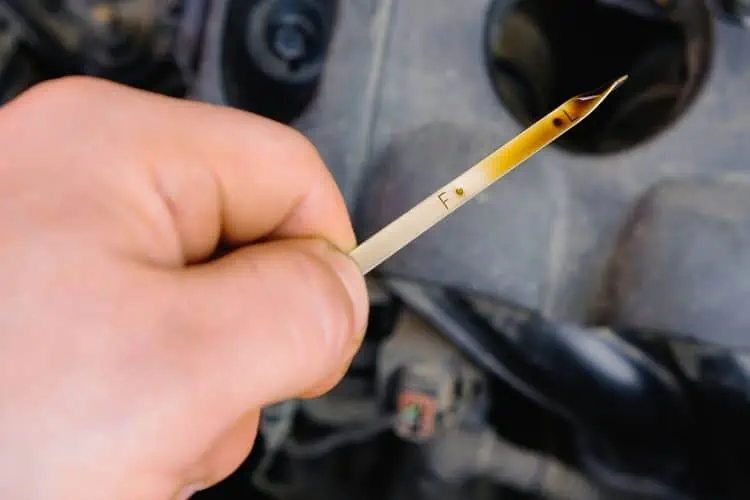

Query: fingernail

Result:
[326,249,369,341]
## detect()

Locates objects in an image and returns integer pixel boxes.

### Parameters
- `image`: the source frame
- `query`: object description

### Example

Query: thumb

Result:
[171,238,369,417]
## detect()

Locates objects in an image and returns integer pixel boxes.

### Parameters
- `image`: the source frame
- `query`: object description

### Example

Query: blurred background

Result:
[3,1,750,498]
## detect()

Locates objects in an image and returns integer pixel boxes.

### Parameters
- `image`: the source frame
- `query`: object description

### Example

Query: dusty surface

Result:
[195,0,750,349]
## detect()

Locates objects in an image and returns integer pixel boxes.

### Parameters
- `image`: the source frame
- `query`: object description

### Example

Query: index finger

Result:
[5,76,355,263]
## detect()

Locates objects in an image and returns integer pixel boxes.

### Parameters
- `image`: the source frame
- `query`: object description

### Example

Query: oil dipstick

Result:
[350,75,628,275]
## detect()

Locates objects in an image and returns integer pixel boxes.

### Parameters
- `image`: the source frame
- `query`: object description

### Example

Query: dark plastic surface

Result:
[201,0,750,344]
[603,176,750,349]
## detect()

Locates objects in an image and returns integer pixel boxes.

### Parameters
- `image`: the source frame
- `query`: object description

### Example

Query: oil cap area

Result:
[483,0,714,154]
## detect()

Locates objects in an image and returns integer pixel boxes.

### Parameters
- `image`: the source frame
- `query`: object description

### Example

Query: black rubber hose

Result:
[384,278,693,498]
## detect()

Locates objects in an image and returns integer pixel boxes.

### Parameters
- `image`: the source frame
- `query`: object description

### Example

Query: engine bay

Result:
[2,1,750,498]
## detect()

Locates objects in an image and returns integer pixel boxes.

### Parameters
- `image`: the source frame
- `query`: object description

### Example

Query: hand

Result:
[0,76,368,500]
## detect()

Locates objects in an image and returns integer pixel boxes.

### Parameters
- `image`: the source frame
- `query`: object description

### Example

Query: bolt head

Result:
[271,20,308,62]
[265,6,322,69]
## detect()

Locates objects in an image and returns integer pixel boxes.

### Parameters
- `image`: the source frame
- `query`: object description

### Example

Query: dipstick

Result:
[350,75,628,275]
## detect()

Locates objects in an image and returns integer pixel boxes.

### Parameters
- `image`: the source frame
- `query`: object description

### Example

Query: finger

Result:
[166,238,368,421]
[178,411,261,497]
[2,76,355,263]
[300,343,360,399]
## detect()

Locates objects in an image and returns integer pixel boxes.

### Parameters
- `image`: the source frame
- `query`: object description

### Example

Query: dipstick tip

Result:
[611,74,629,90]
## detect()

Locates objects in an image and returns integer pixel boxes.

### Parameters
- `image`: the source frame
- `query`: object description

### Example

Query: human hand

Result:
[0,77,368,500]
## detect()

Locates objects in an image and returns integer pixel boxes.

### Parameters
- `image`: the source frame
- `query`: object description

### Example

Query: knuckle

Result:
[1,76,113,131]
[279,126,327,175]
[289,127,322,160]
[17,76,103,109]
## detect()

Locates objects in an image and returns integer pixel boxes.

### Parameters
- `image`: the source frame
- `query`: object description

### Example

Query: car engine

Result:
[2,1,750,499]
